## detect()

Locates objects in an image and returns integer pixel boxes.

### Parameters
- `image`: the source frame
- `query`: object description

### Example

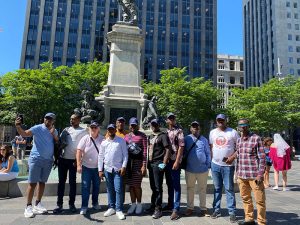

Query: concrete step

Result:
[0,170,239,198]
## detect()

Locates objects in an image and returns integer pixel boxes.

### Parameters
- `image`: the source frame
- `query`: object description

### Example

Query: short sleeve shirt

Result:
[77,134,104,168]
[149,132,170,163]
[209,127,239,166]
[29,124,58,160]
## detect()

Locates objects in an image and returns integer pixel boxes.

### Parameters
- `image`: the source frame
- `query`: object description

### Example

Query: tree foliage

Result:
[0,61,108,128]
[142,67,221,131]
[227,76,300,134]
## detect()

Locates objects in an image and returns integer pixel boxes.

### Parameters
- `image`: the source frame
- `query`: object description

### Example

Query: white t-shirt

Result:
[62,127,88,160]
[77,134,104,168]
[209,127,239,166]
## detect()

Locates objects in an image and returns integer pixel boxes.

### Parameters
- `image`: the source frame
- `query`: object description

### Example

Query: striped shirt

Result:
[236,133,266,179]
[124,131,148,164]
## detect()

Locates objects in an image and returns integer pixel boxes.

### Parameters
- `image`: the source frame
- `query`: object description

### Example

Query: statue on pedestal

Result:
[117,0,138,26]
[74,90,105,124]
[142,96,161,129]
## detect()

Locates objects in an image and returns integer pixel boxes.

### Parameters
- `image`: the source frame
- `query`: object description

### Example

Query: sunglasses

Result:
[238,123,249,127]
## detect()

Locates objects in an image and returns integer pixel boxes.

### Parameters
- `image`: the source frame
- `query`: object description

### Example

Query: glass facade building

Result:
[243,0,300,88]
[21,0,217,82]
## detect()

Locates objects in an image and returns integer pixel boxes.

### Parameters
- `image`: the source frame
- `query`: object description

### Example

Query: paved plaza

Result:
[1,160,300,225]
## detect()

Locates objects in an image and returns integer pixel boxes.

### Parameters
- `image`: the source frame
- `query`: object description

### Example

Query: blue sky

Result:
[0,0,243,76]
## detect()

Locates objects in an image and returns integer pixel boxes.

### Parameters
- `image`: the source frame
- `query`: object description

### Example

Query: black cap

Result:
[167,112,176,119]
[107,124,116,129]
[190,121,200,126]
[150,119,159,125]
[116,117,126,122]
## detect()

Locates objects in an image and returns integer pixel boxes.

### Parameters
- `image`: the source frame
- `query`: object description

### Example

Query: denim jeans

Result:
[211,162,236,215]
[148,162,164,209]
[104,170,123,211]
[57,157,77,206]
[165,160,181,211]
[81,166,100,209]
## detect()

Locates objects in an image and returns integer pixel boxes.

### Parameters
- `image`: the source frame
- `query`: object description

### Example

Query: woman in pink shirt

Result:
[269,133,292,191]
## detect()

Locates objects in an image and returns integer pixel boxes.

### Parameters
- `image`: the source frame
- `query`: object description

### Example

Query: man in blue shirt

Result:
[15,113,58,218]
[184,121,211,217]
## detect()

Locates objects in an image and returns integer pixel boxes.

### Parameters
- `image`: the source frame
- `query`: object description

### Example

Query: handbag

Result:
[181,135,201,170]
[127,133,143,159]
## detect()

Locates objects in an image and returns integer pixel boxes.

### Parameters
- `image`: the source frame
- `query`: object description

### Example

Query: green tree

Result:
[227,76,300,135]
[0,61,108,128]
[142,67,221,132]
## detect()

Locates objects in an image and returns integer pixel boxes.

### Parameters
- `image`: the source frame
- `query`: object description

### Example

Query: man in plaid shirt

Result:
[233,119,266,225]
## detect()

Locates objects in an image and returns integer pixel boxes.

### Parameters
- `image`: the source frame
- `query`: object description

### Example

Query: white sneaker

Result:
[92,204,102,210]
[80,208,87,215]
[116,211,126,220]
[127,203,136,215]
[24,205,34,218]
[273,186,279,190]
[135,203,143,214]
[104,208,116,217]
[283,187,290,191]
[33,202,47,214]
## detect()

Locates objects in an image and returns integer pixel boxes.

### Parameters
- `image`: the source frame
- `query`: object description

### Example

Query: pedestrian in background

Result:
[270,133,292,191]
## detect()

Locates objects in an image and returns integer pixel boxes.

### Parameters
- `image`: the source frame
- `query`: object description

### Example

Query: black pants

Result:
[57,157,77,206]
[148,163,164,209]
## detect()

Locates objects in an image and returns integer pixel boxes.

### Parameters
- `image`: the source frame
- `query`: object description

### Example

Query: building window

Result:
[288,46,293,52]
[294,2,298,8]
[298,69,300,75]
[287,12,291,18]
[286,1,290,7]
[288,34,292,40]
[229,61,235,70]
[240,61,244,71]
[230,76,235,84]
[290,68,294,74]
[288,23,292,29]
[296,35,300,41]
[295,24,299,30]
[297,46,300,52]
[297,58,300,64]
[295,13,299,19]
[289,57,293,64]
[240,77,244,84]
[219,60,224,63]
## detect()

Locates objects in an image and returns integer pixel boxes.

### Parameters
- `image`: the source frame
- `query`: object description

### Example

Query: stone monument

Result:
[96,1,148,126]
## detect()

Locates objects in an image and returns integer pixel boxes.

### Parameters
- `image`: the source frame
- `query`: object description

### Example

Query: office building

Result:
[243,0,300,87]
[20,0,217,82]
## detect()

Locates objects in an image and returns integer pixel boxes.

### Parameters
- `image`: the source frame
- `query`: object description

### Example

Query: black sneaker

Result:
[211,211,221,219]
[53,205,63,214]
[230,214,237,223]
[152,209,162,219]
[69,205,77,213]
[144,205,155,214]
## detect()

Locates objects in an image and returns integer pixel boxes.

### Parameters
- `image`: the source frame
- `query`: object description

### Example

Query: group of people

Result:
[8,112,293,225]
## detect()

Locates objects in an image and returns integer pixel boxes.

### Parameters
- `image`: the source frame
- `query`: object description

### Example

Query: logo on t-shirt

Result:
[215,135,228,147]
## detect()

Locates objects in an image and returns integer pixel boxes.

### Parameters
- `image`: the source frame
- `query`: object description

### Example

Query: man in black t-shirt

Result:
[145,119,171,219]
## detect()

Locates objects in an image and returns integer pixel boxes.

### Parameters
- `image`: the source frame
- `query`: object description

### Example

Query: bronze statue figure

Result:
[117,0,138,26]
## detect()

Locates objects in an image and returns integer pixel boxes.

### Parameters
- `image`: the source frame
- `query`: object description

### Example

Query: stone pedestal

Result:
[97,24,148,126]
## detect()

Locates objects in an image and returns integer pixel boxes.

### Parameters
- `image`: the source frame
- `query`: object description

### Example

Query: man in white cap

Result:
[15,112,58,218]
[209,114,239,222]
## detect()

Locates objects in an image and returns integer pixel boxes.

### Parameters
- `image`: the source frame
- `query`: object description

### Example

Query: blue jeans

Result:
[211,162,236,215]
[104,170,123,211]
[81,166,100,209]
[165,161,181,211]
